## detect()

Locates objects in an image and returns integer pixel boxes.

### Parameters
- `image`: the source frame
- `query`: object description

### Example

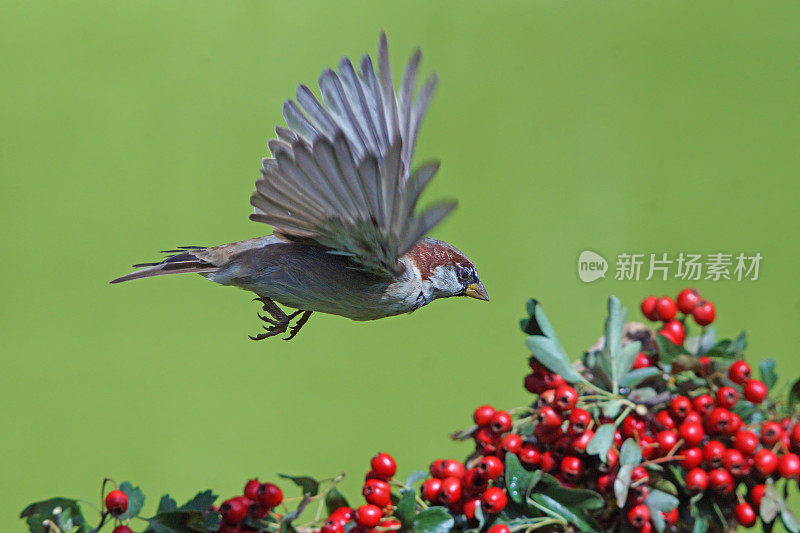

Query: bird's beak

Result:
[465,281,489,302]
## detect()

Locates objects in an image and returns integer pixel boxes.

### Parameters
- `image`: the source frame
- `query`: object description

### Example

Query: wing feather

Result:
[250,33,453,276]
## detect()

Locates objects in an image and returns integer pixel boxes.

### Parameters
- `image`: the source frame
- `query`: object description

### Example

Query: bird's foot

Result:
[249,298,312,341]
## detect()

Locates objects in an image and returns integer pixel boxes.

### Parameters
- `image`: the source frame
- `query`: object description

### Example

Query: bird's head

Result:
[405,238,488,302]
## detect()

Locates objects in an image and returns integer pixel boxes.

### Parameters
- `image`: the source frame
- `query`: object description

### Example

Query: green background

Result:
[2,1,799,529]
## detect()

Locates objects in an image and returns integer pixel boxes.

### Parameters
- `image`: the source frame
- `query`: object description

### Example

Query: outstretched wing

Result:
[249,33,456,277]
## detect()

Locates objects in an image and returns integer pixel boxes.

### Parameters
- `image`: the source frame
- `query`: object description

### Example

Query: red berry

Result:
[659,319,686,345]
[702,440,726,469]
[753,449,779,477]
[639,522,653,533]
[462,498,482,522]
[518,444,541,467]
[621,415,646,438]
[112,527,133,533]
[217,525,242,533]
[632,352,652,369]
[669,396,692,419]
[723,449,747,477]
[473,428,501,454]
[638,435,657,460]
[692,301,715,326]
[734,502,757,528]
[540,450,557,472]
[685,468,709,492]
[762,421,784,446]
[461,468,489,497]
[641,296,659,321]
[571,428,595,453]
[792,424,800,451]
[627,504,650,528]
[438,477,462,504]
[728,360,752,384]
[249,504,270,519]
[488,525,511,533]
[481,487,508,514]
[743,379,768,404]
[692,394,714,416]
[655,296,678,321]
[631,466,649,484]
[655,430,678,456]
[524,373,545,394]
[473,405,496,427]
[537,405,563,428]
[705,407,732,434]
[490,410,513,433]
[321,518,345,533]
[655,410,676,430]
[554,384,579,412]
[679,421,705,447]
[220,498,248,525]
[501,433,522,454]
[362,479,392,508]
[749,484,766,507]
[244,479,260,500]
[779,453,800,479]
[478,456,504,480]
[439,459,465,479]
[560,456,585,482]
[370,453,397,479]
[568,408,591,435]
[596,473,615,493]
[715,386,738,409]
[680,447,703,469]
[421,478,442,502]
[734,430,760,455]
[683,411,702,425]
[429,459,445,478]
[256,483,283,508]
[676,288,702,314]
[727,412,742,435]
[662,508,679,525]
[355,505,382,528]
[105,490,128,516]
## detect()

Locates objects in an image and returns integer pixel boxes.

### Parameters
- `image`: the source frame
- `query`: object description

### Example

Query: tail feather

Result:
[111,249,217,284]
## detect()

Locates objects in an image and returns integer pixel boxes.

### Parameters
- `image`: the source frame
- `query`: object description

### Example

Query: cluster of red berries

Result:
[315,453,402,532]
[217,479,284,532]
[640,288,715,346]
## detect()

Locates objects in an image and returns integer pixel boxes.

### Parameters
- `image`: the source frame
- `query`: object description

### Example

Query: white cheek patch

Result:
[430,265,462,296]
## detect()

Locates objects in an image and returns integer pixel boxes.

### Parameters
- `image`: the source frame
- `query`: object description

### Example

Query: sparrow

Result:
[111,33,488,340]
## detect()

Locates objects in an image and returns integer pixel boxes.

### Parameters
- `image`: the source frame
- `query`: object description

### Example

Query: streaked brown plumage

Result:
[111,33,487,340]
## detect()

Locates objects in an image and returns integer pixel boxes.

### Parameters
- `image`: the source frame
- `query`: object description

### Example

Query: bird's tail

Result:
[110,246,218,284]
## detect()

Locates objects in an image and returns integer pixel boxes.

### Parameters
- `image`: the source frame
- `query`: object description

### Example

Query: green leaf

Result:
[504,453,535,504]
[733,331,748,353]
[324,486,349,516]
[413,507,454,533]
[620,439,642,466]
[187,511,221,533]
[761,483,781,523]
[600,296,626,392]
[404,470,428,487]
[586,423,616,460]
[394,489,416,527]
[614,464,634,508]
[790,378,800,412]
[278,474,319,496]
[20,498,86,533]
[692,517,709,533]
[119,481,145,520]
[628,387,658,403]
[521,299,557,339]
[157,495,178,514]
[654,334,688,363]
[782,505,800,533]
[618,341,642,380]
[645,489,679,512]
[760,359,777,389]
[180,490,217,512]
[601,399,625,418]
[620,367,661,389]
[525,335,581,383]
[529,493,597,532]
[534,472,603,510]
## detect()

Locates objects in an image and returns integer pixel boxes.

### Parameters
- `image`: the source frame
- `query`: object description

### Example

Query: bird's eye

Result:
[458,266,472,282]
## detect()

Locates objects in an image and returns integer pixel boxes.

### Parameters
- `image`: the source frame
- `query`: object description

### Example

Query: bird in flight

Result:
[111,33,488,340]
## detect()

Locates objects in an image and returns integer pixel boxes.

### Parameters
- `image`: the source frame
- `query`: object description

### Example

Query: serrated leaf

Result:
[394,489,416,527]
[119,481,145,520]
[20,498,86,533]
[586,423,615,460]
[525,336,582,383]
[614,464,634,508]
[156,495,178,514]
[413,507,454,533]
[760,359,777,389]
[620,367,661,389]
[504,453,535,504]
[278,474,319,496]
[187,511,221,532]
[180,490,217,512]
[324,486,349,516]
[529,493,597,532]
[620,439,642,466]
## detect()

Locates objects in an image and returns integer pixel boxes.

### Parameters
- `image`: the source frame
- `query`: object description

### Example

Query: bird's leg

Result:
[249,297,291,341]
[283,311,313,341]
